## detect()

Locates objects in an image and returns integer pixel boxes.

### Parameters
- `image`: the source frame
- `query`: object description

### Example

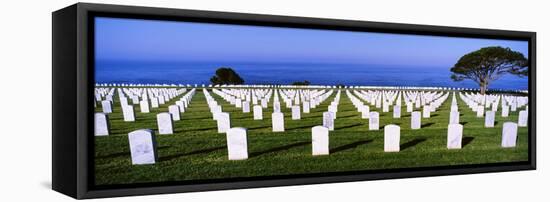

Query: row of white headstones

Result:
[94,87,196,135]
[94,87,528,165]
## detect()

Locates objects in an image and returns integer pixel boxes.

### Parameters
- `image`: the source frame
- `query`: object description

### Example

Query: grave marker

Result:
[447,124,463,149]
[369,112,379,130]
[168,105,181,121]
[518,110,528,127]
[156,112,173,135]
[393,105,401,118]
[139,100,150,113]
[312,126,329,155]
[323,112,335,131]
[485,111,495,127]
[253,105,263,120]
[272,112,285,132]
[449,111,460,125]
[501,122,518,148]
[226,127,248,160]
[128,129,157,165]
[94,112,109,136]
[384,124,400,152]
[242,101,250,113]
[216,112,230,133]
[123,105,135,122]
[101,100,112,113]
[292,106,301,120]
[411,111,421,129]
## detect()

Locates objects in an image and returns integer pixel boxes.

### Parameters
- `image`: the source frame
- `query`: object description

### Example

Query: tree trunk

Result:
[480,82,487,95]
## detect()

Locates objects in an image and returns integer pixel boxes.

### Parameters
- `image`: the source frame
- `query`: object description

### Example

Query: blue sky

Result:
[95,17,528,68]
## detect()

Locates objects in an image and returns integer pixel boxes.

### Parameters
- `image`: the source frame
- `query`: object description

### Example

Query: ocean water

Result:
[95,61,528,90]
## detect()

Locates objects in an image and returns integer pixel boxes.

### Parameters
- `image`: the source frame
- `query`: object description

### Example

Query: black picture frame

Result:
[52,2,536,199]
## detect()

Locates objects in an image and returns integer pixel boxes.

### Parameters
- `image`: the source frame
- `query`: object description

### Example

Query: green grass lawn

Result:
[94,88,528,185]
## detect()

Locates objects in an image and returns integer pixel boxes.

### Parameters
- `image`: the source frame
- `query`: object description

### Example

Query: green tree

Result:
[210,67,244,85]
[450,46,528,94]
[291,80,310,85]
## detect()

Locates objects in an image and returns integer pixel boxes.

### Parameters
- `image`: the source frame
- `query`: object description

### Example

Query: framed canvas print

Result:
[52,3,536,199]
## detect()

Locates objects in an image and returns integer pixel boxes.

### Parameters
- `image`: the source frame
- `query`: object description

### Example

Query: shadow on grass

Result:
[159,146,226,162]
[421,122,435,128]
[400,138,427,151]
[305,114,323,119]
[96,152,129,160]
[181,116,213,121]
[336,114,357,119]
[250,141,310,158]
[383,123,401,127]
[459,121,468,125]
[247,125,271,130]
[287,124,320,131]
[335,123,363,130]
[96,146,170,160]
[462,136,474,147]
[331,139,373,154]
[180,126,217,132]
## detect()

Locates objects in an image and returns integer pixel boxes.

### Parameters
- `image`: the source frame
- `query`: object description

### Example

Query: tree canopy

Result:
[292,80,311,86]
[450,46,528,94]
[210,67,244,85]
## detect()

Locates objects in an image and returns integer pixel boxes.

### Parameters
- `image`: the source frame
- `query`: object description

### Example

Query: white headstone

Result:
[94,112,109,136]
[272,112,285,132]
[175,100,185,112]
[384,124,400,152]
[226,127,248,160]
[156,112,173,135]
[369,112,379,130]
[476,105,484,117]
[168,105,181,121]
[451,105,458,112]
[393,105,401,118]
[101,100,112,113]
[406,102,413,112]
[484,111,495,127]
[292,106,301,120]
[361,105,370,119]
[216,112,230,133]
[128,129,157,165]
[151,98,159,108]
[120,97,128,107]
[139,100,150,113]
[449,111,460,125]
[422,106,430,118]
[328,105,338,118]
[501,122,518,148]
[123,105,135,122]
[235,98,242,108]
[312,126,329,155]
[273,102,281,112]
[323,112,335,131]
[501,105,509,117]
[242,101,250,113]
[411,111,421,129]
[518,110,528,127]
[303,101,310,113]
[261,99,268,108]
[158,96,165,105]
[253,105,263,120]
[447,124,463,149]
[383,103,390,112]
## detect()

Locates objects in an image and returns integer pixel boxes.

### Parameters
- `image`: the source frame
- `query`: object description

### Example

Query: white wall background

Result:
[0,0,546,201]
